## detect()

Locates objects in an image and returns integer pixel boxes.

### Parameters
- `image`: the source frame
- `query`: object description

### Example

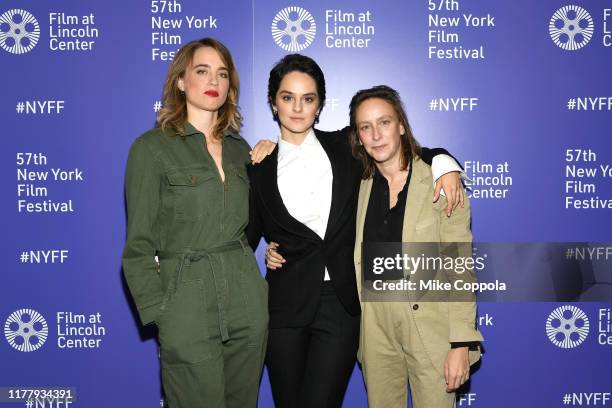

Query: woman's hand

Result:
[250,140,276,164]
[265,241,285,269]
[433,171,464,217]
[444,346,470,392]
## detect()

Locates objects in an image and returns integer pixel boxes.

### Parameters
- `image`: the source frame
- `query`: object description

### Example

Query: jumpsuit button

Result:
[412,304,419,311]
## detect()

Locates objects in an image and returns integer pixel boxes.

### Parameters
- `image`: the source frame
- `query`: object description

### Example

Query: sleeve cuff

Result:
[137,302,162,326]
[431,155,468,197]
[451,341,480,350]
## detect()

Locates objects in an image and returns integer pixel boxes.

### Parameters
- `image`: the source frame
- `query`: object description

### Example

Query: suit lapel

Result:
[317,130,349,241]
[402,158,431,242]
[355,159,431,247]
[256,147,320,241]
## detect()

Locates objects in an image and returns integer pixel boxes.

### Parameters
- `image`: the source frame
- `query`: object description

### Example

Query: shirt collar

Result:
[180,121,242,140]
[278,128,317,159]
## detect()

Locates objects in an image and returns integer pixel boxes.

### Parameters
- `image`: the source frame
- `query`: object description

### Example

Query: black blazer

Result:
[247,127,447,329]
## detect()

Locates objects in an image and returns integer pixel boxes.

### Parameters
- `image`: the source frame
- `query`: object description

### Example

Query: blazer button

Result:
[412,304,419,311]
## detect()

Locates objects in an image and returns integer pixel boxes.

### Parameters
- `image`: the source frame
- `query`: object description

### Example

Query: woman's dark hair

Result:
[267,54,326,123]
[349,85,421,179]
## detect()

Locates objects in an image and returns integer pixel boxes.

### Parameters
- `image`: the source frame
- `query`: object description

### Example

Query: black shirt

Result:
[363,163,412,244]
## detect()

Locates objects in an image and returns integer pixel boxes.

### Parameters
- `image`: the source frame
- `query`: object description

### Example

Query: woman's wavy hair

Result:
[157,37,242,137]
[349,85,421,179]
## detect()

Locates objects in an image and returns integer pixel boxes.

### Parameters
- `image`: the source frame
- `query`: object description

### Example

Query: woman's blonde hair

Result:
[157,37,242,137]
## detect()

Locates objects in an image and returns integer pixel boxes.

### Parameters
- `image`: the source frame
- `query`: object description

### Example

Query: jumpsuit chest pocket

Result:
[166,167,217,221]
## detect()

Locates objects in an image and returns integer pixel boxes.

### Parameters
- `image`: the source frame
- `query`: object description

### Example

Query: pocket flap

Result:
[166,169,214,186]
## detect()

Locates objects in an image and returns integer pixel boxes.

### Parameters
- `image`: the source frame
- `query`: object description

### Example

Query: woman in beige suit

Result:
[349,85,483,408]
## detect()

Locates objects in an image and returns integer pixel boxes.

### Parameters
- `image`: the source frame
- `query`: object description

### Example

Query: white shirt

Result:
[277,129,333,281]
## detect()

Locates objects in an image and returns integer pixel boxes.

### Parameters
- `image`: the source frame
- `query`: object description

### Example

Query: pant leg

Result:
[360,302,409,408]
[299,282,360,408]
[266,326,310,407]
[157,277,225,408]
[398,305,455,408]
[222,323,268,408]
[162,356,225,408]
[407,364,455,408]
[223,251,269,408]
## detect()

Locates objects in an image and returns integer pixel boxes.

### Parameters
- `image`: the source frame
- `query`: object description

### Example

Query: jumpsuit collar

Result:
[181,121,242,140]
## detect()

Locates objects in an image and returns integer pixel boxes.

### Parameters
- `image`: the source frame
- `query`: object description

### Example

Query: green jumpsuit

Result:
[122,122,268,408]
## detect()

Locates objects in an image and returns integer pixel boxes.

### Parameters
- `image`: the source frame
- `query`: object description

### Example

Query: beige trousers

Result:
[360,302,455,408]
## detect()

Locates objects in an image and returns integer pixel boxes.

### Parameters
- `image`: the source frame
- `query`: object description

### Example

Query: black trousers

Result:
[266,281,360,408]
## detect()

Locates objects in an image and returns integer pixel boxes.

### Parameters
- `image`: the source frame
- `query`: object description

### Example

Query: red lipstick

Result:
[204,90,219,97]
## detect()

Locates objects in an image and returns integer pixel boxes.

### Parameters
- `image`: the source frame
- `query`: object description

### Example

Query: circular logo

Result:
[546,305,589,348]
[549,5,594,51]
[0,9,40,54]
[271,6,316,52]
[4,309,48,352]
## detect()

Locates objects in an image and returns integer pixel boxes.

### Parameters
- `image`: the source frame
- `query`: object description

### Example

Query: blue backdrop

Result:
[2,0,611,406]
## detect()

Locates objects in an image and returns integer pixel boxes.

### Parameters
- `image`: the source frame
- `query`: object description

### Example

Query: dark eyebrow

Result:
[278,90,317,97]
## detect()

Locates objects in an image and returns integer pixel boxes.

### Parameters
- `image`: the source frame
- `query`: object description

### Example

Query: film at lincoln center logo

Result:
[549,5,594,51]
[4,308,49,352]
[546,305,590,349]
[0,9,40,54]
[271,6,316,52]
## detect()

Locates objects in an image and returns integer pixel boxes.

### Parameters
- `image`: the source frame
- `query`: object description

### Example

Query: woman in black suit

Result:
[247,54,463,408]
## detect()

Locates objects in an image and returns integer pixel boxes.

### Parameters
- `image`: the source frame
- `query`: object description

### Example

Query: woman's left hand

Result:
[265,242,285,270]
[250,139,277,164]
[433,171,464,217]
[444,347,470,392]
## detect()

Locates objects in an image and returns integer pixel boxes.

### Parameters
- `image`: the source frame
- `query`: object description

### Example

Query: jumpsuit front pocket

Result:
[245,254,269,319]
[157,278,212,365]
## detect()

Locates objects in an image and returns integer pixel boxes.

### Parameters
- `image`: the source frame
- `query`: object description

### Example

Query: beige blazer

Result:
[353,157,483,368]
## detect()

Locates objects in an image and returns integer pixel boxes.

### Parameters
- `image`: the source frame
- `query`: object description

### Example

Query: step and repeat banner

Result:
[2,0,611,407]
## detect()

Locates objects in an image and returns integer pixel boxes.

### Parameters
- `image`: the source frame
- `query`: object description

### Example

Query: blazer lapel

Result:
[402,158,431,242]
[256,147,321,241]
[355,159,431,247]
[317,130,349,241]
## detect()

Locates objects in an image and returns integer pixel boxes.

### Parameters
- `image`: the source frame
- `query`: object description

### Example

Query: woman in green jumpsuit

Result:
[122,38,269,408]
